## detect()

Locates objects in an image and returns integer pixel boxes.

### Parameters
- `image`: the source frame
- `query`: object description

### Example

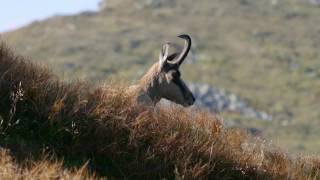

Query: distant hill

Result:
[2,0,320,153]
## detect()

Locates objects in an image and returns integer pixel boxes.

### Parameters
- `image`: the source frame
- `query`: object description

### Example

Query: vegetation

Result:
[0,150,94,179]
[1,41,320,178]
[2,0,320,153]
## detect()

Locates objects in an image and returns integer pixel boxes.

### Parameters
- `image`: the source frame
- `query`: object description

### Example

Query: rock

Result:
[159,83,272,121]
[130,40,141,49]
[188,83,272,121]
[135,0,176,9]
[310,0,320,6]
[64,63,75,69]
[113,43,122,53]
[247,127,263,136]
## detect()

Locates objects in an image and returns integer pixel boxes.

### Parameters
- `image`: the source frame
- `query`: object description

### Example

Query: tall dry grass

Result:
[0,42,319,179]
[0,149,95,179]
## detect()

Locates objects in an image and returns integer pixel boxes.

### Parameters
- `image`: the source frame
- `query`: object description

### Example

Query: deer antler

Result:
[167,34,192,66]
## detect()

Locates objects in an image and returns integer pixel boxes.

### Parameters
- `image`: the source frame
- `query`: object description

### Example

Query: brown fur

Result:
[128,35,195,106]
[129,60,194,107]
[128,63,162,105]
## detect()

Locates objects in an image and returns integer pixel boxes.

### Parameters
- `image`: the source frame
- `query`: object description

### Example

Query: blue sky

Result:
[0,0,101,32]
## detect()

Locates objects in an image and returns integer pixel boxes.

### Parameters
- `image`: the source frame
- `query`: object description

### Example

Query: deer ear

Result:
[158,53,166,72]
[158,43,170,72]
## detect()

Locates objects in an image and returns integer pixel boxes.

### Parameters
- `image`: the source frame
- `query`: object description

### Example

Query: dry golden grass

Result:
[0,149,95,180]
[0,42,319,179]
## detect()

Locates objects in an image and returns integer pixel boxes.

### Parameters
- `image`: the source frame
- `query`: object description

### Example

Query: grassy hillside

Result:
[1,42,320,179]
[2,0,320,153]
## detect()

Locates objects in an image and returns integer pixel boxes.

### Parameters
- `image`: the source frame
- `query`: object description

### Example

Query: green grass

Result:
[2,0,320,154]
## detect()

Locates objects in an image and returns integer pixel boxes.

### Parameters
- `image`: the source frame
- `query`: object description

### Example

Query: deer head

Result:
[155,34,195,107]
[130,34,195,107]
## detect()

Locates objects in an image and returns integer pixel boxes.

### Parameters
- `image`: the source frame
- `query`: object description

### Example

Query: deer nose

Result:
[187,94,196,105]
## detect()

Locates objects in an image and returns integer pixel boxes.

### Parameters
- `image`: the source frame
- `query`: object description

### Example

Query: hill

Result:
[1,42,320,179]
[2,0,320,153]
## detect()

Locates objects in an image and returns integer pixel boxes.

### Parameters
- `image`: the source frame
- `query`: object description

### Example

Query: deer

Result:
[128,34,195,107]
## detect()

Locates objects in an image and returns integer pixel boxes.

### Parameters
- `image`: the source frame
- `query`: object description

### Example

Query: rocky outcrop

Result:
[188,84,272,121]
[135,0,176,8]
[310,0,320,5]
